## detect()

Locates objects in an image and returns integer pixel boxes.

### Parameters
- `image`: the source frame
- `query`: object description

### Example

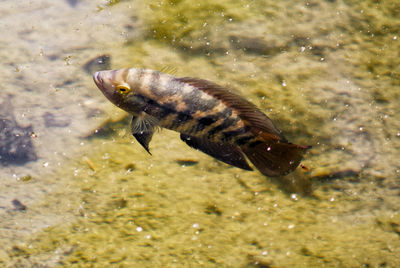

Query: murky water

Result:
[1,0,399,267]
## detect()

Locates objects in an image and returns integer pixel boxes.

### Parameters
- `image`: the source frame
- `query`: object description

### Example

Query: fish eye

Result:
[116,84,131,94]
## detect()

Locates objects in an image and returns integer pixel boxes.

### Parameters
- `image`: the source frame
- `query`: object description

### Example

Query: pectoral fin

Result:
[132,131,153,155]
[131,113,159,154]
[180,134,252,171]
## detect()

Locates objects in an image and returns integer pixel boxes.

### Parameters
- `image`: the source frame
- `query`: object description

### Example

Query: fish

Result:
[93,68,309,177]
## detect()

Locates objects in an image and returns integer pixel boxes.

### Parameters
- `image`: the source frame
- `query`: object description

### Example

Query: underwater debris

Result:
[204,203,222,216]
[175,159,199,166]
[12,199,26,211]
[311,169,360,182]
[83,156,97,171]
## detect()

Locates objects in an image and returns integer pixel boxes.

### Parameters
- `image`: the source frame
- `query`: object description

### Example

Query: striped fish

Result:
[93,68,309,177]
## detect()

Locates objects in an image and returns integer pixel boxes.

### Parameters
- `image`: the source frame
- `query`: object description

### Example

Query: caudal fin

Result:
[241,138,309,177]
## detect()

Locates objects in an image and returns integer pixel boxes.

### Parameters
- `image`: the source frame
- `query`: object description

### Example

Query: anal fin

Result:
[180,134,252,171]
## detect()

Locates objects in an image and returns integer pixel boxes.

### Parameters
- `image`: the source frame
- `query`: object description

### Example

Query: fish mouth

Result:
[93,71,116,102]
[93,71,104,88]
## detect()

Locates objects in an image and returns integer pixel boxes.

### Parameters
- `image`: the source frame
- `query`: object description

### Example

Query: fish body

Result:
[93,68,308,177]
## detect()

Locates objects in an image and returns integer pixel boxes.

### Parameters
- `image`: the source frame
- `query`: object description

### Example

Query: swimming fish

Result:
[93,68,309,177]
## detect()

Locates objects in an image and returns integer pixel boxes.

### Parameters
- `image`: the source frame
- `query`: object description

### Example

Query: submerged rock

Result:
[43,112,71,128]
[83,54,111,75]
[65,0,78,7]
[0,97,37,165]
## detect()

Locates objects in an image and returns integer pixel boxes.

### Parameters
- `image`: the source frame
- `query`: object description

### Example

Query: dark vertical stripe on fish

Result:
[196,116,219,131]
[172,112,193,128]
[207,116,237,138]
[221,127,249,142]
[181,87,201,111]
[180,88,220,112]
[235,135,254,146]
[142,97,173,119]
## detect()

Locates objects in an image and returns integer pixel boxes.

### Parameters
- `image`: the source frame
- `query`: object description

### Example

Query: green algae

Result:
[4,0,400,266]
[341,0,400,110]
[145,0,248,51]
[6,136,399,266]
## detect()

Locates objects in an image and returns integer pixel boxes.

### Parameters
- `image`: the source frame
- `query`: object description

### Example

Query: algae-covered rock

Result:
[0,98,37,165]
[144,0,348,56]
[145,0,245,52]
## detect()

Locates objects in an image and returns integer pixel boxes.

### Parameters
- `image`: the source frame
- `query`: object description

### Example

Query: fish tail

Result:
[241,132,310,177]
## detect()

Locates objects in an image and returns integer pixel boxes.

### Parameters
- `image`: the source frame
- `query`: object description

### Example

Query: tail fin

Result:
[241,135,309,177]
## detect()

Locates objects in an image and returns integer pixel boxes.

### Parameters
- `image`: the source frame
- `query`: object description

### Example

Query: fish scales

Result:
[93,68,309,177]
[126,68,243,137]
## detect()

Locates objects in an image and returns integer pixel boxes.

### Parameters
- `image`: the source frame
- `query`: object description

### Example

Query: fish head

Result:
[93,69,142,114]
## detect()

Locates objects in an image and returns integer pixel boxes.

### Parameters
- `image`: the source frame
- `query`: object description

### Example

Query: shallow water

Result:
[1,0,399,267]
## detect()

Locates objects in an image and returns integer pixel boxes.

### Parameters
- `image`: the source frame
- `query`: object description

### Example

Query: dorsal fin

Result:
[177,77,286,141]
[159,65,178,76]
